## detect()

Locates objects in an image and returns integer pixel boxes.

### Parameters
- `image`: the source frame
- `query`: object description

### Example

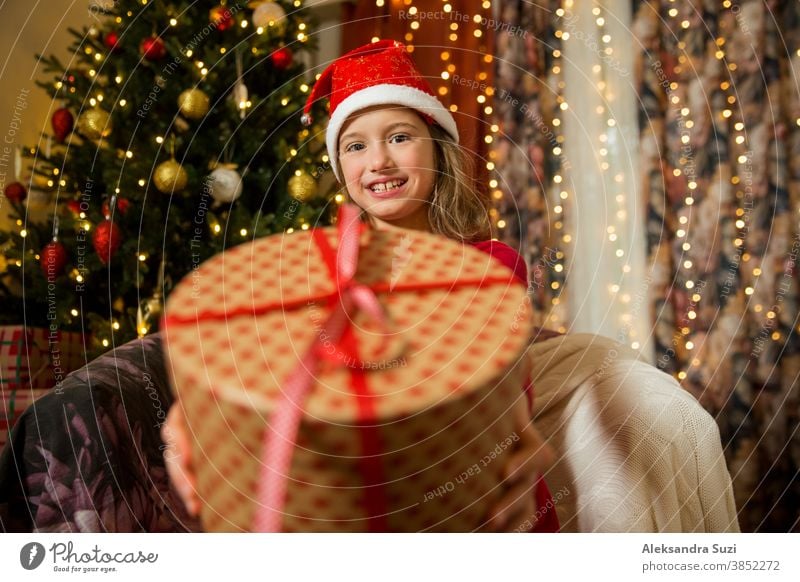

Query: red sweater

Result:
[471,239,560,533]
[472,240,529,285]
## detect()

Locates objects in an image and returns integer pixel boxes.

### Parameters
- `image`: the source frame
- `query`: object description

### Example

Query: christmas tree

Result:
[0,0,332,354]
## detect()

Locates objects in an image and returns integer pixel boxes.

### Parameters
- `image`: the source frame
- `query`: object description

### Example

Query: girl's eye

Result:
[343,142,364,153]
[389,134,410,144]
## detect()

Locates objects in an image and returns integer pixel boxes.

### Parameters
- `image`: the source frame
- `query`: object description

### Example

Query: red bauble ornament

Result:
[66,200,82,214]
[271,47,293,70]
[51,107,75,142]
[210,6,235,31]
[101,197,131,217]
[41,241,68,282]
[4,182,27,203]
[103,30,121,52]
[140,36,166,61]
[93,220,121,265]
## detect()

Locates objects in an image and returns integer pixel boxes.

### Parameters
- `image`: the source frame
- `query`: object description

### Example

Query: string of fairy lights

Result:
[544,5,571,334]
[389,0,570,332]
[368,0,508,236]
[662,0,699,378]
[314,1,786,377]
[660,0,786,380]
[562,2,642,349]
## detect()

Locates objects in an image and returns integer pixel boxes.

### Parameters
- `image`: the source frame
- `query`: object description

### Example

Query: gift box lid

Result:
[163,221,530,424]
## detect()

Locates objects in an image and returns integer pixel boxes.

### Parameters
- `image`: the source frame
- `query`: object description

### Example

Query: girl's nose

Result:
[369,141,393,171]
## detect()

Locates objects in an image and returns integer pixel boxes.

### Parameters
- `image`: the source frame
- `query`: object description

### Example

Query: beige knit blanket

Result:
[529,333,740,532]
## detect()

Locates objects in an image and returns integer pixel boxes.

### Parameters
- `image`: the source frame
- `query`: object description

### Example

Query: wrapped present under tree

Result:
[0,325,85,449]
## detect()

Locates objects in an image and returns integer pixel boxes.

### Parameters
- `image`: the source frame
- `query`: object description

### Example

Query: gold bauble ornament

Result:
[77,108,112,139]
[178,88,211,120]
[288,171,318,202]
[154,159,189,193]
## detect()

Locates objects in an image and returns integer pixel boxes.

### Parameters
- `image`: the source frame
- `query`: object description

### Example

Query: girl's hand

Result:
[161,405,201,516]
[485,399,555,532]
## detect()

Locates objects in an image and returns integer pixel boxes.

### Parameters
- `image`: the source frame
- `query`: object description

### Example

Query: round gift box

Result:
[163,224,532,531]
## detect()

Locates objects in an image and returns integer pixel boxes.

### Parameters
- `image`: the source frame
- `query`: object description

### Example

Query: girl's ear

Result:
[162,405,201,517]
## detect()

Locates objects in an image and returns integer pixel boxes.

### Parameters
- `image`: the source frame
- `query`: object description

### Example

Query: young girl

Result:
[305,39,559,532]
[165,39,559,532]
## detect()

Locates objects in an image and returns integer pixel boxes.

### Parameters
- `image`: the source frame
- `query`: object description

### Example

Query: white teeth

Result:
[370,179,404,192]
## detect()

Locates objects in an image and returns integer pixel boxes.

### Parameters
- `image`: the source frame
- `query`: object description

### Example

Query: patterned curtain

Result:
[631,0,799,532]
[492,1,799,531]
[491,0,568,331]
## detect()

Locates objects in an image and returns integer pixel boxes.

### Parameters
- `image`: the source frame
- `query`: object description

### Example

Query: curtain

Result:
[490,0,569,330]
[492,0,799,531]
[632,0,799,532]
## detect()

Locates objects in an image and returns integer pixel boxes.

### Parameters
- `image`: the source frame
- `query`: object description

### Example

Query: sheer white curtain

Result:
[560,0,653,361]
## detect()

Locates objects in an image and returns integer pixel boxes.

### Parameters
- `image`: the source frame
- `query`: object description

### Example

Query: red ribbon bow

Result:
[255,204,392,532]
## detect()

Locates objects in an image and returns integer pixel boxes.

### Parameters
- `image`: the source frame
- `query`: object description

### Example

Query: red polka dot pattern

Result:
[163,226,531,531]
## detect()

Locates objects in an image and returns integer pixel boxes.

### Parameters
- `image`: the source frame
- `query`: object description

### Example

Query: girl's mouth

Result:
[367,179,407,198]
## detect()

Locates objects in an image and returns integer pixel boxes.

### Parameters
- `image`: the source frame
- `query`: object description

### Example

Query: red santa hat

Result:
[302,39,459,180]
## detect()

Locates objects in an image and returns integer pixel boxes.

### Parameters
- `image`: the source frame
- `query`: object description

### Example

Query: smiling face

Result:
[337,105,437,231]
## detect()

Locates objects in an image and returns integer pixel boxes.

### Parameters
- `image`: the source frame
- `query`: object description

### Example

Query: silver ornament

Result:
[252,2,286,31]
[208,167,243,203]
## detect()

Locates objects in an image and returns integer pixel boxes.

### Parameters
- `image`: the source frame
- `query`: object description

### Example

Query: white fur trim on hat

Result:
[326,84,459,181]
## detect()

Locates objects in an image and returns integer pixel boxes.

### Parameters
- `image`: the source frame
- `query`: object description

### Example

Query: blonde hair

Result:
[336,117,492,243]
[427,124,492,243]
